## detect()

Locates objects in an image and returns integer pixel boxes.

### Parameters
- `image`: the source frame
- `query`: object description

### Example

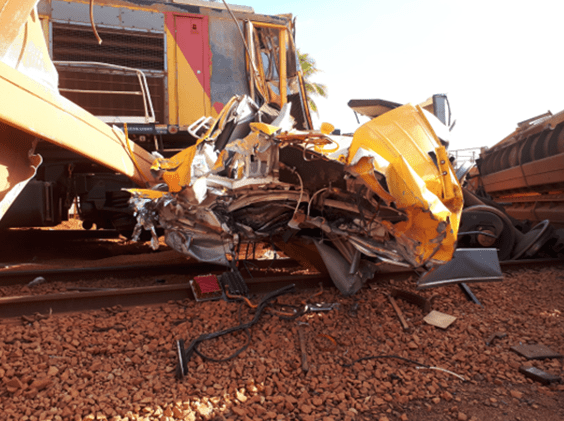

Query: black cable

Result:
[242,260,256,279]
[341,354,430,368]
[176,284,296,378]
[193,301,251,363]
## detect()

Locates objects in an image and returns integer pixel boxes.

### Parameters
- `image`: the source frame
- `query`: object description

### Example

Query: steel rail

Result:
[0,273,329,318]
[0,257,561,319]
[0,258,301,286]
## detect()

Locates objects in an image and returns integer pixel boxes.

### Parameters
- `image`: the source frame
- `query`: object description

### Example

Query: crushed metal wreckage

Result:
[129,94,471,295]
[0,2,503,293]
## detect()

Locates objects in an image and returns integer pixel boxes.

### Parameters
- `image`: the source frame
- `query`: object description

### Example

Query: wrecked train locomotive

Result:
[128,94,465,295]
[1,0,477,294]
[0,0,311,233]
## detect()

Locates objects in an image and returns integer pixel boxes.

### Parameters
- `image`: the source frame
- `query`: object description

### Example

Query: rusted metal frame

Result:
[387,294,409,330]
[245,22,256,101]
[516,135,532,189]
[483,153,564,194]
[250,21,288,107]
[297,70,313,129]
[496,193,564,203]
[486,108,564,154]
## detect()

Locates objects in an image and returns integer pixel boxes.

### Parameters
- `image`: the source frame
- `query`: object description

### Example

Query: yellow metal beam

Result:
[250,22,289,30]
[0,60,157,186]
[279,28,287,107]
[0,0,37,57]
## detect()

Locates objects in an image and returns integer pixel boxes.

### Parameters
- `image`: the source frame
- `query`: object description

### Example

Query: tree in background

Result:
[298,49,327,115]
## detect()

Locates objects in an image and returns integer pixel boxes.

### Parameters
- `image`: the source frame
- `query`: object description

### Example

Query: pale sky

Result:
[238,0,564,150]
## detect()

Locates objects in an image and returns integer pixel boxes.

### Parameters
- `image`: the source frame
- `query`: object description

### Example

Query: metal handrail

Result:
[54,61,156,123]
[450,147,482,165]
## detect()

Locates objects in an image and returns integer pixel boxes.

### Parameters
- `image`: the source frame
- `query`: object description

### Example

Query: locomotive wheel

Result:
[459,205,517,261]
[511,220,553,260]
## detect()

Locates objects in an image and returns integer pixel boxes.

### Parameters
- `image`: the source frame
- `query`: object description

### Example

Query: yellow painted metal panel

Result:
[0,60,157,186]
[0,0,38,57]
[346,104,463,265]
[166,25,179,125]
[0,124,42,220]
[175,35,207,124]
[279,28,287,107]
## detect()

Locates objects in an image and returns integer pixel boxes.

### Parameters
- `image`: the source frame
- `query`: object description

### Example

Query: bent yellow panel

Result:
[0,60,157,186]
[383,155,460,265]
[0,8,157,187]
[0,124,42,220]
[0,0,37,57]
[349,105,445,198]
[346,103,463,266]
[1,4,58,92]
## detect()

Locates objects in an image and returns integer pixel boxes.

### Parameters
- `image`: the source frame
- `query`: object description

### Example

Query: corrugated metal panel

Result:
[52,22,164,71]
[57,68,165,122]
[51,0,164,32]
[52,21,165,122]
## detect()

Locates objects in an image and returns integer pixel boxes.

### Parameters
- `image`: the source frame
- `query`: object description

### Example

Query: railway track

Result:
[1,254,562,319]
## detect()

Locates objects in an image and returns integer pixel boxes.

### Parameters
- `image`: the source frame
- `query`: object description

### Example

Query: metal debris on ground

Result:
[190,274,223,302]
[390,288,432,313]
[314,334,338,353]
[306,302,341,312]
[423,310,457,329]
[27,276,46,287]
[387,294,409,331]
[458,282,484,307]
[297,322,309,373]
[518,366,562,385]
[221,269,249,297]
[510,343,563,360]
[417,248,503,289]
[348,301,360,317]
[485,332,507,347]
[176,284,297,378]
[129,93,467,295]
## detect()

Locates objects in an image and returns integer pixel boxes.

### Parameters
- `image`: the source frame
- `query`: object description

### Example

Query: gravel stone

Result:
[0,252,562,421]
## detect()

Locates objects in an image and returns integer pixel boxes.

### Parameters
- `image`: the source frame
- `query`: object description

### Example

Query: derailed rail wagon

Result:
[467,109,564,260]
[477,110,564,228]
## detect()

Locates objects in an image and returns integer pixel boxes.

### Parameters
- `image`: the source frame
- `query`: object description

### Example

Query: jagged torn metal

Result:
[128,95,464,294]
